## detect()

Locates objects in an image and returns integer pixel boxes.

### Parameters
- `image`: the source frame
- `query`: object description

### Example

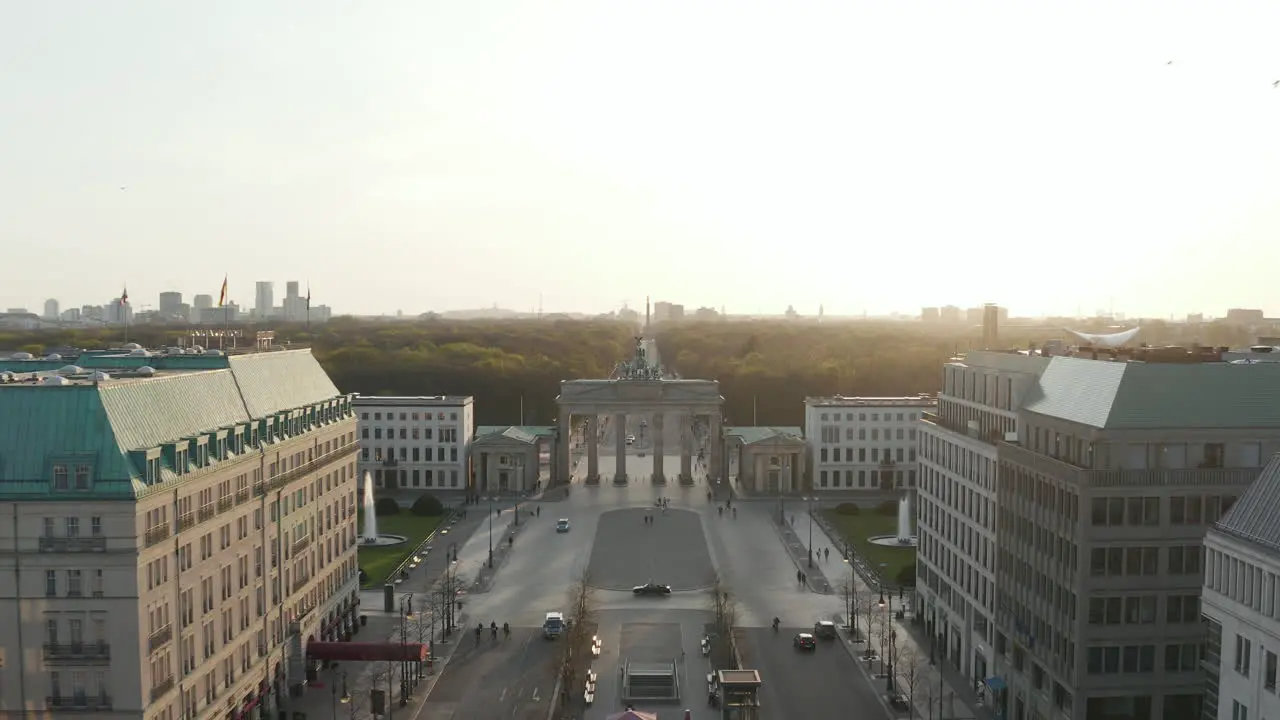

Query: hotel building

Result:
[0,347,360,720]
[804,395,935,491]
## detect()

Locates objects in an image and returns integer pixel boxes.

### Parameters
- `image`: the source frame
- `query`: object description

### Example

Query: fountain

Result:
[360,473,407,547]
[869,492,918,547]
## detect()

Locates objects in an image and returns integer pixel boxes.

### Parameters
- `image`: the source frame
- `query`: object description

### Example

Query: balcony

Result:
[999,442,1261,488]
[921,411,1001,446]
[253,482,267,497]
[291,536,311,556]
[148,624,173,653]
[144,525,170,548]
[879,458,896,467]
[43,642,111,664]
[217,497,234,514]
[47,695,112,711]
[150,676,175,702]
[236,488,251,505]
[266,443,360,493]
[292,574,311,594]
[197,506,215,523]
[39,536,107,553]
[177,513,195,532]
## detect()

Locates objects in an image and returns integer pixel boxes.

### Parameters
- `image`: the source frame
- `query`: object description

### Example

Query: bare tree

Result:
[556,567,597,712]
[894,645,927,716]
[706,572,738,640]
[854,589,880,657]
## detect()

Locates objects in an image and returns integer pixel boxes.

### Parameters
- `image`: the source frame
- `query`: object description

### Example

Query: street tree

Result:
[854,589,881,656]
[894,644,927,715]
[706,572,738,640]
[556,568,597,711]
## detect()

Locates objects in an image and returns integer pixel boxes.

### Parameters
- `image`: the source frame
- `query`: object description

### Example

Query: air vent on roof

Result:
[57,365,85,376]
[204,349,223,356]
[41,376,71,386]
[129,348,149,357]
[90,371,111,382]
[45,353,62,361]
[11,352,33,360]
[136,366,157,376]
[123,342,142,351]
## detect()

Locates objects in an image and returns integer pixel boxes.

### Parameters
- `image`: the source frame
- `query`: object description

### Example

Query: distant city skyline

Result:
[4,3,1280,318]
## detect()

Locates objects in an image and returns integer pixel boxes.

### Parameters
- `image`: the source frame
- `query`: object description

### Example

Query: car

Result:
[813,620,838,639]
[632,582,673,596]
[555,519,571,533]
[626,434,636,445]
[793,633,817,651]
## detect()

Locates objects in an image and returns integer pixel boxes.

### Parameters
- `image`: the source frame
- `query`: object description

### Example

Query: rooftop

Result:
[354,395,474,406]
[725,426,805,444]
[0,348,348,499]
[1214,453,1280,554]
[806,395,936,407]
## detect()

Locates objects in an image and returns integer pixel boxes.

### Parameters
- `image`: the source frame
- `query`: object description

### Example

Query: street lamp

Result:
[843,554,858,642]
[777,457,791,525]
[331,671,350,720]
[399,594,414,706]
[878,590,894,694]
[513,456,524,526]
[806,495,815,568]
[487,494,495,568]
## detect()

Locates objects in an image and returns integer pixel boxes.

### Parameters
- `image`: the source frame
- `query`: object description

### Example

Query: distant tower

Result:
[645,296,651,331]
[818,304,824,322]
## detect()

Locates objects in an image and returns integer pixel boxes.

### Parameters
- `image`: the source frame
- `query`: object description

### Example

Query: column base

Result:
[585,474,600,485]
[652,472,666,485]
[612,474,628,485]
[678,474,695,486]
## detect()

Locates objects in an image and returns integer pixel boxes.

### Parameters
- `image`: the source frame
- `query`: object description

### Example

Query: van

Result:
[543,612,565,639]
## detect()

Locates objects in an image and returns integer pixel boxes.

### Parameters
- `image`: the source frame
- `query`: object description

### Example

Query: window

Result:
[45,570,56,596]
[1167,545,1202,575]
[52,464,69,490]
[1166,595,1200,624]
[91,517,102,537]
[43,517,54,537]
[74,465,91,489]
[1235,634,1252,676]
[1265,649,1277,691]
[1164,643,1200,672]
[1232,700,1248,720]
[65,517,79,537]
[1123,596,1156,624]
[67,570,82,596]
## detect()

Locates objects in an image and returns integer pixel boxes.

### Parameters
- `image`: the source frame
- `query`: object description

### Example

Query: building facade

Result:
[804,396,935,492]
[917,352,1049,700]
[929,353,1280,720]
[1202,456,1280,720]
[0,348,360,720]
[355,396,474,492]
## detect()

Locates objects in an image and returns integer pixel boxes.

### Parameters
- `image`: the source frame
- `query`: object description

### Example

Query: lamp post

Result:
[777,457,790,525]
[331,671,350,720]
[513,456,524,526]
[878,590,894,694]
[399,594,414,705]
[806,495,815,568]
[487,494,495,568]
[843,554,857,641]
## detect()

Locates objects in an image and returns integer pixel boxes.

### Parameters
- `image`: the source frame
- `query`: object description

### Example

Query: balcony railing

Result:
[148,624,173,653]
[197,506,215,522]
[150,676,175,702]
[265,444,360,494]
[291,536,311,556]
[217,497,234,514]
[39,537,107,553]
[999,441,1262,488]
[144,525,170,548]
[235,488,251,505]
[177,513,195,532]
[879,458,896,466]
[47,694,112,711]
[254,482,267,497]
[43,642,111,664]
[292,574,311,594]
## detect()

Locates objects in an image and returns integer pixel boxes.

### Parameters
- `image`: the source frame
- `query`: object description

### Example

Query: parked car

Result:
[632,582,673,596]
[555,519,571,533]
[793,633,817,651]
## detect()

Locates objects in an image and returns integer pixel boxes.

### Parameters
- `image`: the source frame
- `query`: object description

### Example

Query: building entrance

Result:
[556,338,724,486]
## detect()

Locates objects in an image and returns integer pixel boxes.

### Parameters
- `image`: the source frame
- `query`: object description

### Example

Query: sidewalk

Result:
[770,512,836,595]
[800,513,993,720]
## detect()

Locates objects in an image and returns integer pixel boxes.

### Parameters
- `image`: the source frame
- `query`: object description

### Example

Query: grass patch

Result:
[357,513,444,588]
[821,510,916,585]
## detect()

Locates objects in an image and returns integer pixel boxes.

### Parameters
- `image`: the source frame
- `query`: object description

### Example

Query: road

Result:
[737,627,884,720]
[425,442,890,719]
[415,627,558,720]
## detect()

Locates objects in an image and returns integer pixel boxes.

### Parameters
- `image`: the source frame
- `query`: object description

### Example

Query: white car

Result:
[556,519,571,533]
[626,434,636,445]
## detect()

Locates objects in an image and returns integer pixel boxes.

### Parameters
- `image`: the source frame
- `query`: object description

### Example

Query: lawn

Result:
[821,510,916,586]
[357,513,445,588]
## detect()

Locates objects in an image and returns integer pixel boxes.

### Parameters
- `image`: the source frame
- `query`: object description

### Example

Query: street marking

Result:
[531,687,540,701]
[499,687,507,702]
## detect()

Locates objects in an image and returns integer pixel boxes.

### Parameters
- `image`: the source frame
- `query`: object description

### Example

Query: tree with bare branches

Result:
[555,568,597,711]
[854,589,880,658]
[706,572,738,640]
[894,644,927,716]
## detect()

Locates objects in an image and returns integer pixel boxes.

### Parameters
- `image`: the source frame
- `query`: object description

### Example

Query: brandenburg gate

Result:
[555,339,724,485]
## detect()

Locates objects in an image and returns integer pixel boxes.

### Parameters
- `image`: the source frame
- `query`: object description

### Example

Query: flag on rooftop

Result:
[218,275,228,307]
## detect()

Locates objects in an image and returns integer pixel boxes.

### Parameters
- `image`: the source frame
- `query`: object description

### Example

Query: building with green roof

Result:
[0,347,361,719]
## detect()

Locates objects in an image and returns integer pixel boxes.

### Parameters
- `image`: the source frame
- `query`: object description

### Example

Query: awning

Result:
[305,642,427,662]
[984,676,1007,692]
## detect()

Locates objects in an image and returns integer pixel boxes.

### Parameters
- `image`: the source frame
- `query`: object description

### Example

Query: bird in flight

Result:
[1273,80,1279,88]
[120,186,127,191]
[1167,60,1173,65]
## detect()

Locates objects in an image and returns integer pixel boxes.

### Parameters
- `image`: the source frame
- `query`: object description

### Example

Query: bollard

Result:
[383,584,394,612]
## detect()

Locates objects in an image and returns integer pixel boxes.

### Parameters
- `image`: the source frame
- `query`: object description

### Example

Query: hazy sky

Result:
[3,1,1280,318]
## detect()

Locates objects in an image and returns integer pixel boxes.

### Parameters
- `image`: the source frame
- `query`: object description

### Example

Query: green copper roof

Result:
[0,349,346,499]
[725,426,805,444]
[476,425,556,439]
[1023,356,1280,429]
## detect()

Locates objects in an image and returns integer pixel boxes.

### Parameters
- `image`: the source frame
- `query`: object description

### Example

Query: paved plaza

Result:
[586,508,715,591]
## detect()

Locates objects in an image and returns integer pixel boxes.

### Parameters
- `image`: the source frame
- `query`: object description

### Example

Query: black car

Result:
[632,582,673,596]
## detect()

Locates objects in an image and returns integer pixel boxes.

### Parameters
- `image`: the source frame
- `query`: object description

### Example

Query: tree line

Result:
[3,315,1234,428]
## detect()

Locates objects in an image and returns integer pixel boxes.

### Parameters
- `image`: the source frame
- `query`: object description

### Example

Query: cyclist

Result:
[490,621,498,639]
[503,622,510,638]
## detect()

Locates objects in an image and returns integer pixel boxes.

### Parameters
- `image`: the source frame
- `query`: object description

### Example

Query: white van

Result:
[543,612,565,639]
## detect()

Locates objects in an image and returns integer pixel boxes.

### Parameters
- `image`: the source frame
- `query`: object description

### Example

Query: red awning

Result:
[305,642,427,662]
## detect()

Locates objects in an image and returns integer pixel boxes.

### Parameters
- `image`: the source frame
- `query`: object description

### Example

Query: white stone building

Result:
[0,348,360,720]
[355,396,474,493]
[1202,455,1280,720]
[803,395,935,491]
[916,351,1048,693]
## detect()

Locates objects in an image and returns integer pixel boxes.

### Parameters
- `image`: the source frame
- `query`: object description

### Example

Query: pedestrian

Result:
[824,547,829,561]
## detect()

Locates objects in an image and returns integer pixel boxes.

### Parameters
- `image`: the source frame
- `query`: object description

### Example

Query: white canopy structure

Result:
[1063,327,1140,348]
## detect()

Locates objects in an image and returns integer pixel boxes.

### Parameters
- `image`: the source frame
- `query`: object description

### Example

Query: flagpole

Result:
[306,283,311,331]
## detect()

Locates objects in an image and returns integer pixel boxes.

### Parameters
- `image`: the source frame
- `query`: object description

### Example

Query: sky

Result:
[3,1,1280,319]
